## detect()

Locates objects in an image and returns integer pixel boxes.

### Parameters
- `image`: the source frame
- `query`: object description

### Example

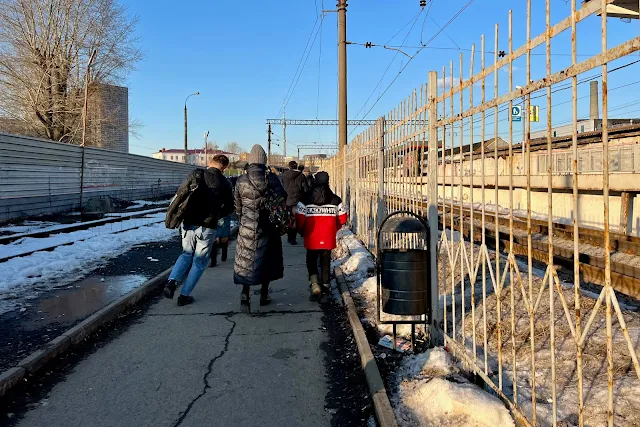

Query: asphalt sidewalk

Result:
[13,239,336,427]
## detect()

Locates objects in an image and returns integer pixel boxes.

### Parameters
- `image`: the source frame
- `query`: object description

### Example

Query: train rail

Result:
[0,208,168,263]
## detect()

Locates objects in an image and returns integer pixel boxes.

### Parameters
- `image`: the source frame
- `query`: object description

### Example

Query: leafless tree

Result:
[224,141,241,154]
[0,0,141,144]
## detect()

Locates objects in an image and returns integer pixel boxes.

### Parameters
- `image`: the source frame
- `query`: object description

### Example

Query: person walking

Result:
[234,145,286,313]
[303,167,314,188]
[296,171,348,301]
[282,160,309,245]
[163,155,233,306]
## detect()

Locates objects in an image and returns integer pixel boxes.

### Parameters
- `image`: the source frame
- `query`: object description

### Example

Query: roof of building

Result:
[155,148,237,155]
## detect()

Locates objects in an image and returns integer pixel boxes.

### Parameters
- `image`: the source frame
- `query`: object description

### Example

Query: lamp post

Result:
[204,130,209,166]
[184,92,200,164]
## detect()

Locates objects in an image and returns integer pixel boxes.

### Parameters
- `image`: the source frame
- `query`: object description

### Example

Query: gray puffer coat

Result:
[233,164,285,286]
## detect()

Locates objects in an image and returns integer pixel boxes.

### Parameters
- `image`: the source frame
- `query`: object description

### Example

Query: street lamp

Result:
[184,92,200,164]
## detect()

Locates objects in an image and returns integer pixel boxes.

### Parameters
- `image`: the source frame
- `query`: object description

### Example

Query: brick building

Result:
[87,83,129,152]
[153,148,239,166]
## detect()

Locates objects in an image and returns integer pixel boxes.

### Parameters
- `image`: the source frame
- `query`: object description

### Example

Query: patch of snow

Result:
[398,347,458,378]
[396,377,514,427]
[0,221,176,296]
[341,252,375,282]
[125,198,172,210]
[2,213,165,259]
[105,207,165,217]
[0,221,62,235]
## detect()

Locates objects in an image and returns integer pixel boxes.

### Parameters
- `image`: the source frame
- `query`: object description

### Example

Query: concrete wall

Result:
[0,133,195,222]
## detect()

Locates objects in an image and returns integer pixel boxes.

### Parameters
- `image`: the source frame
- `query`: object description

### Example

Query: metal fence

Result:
[322,1,640,425]
[0,133,195,221]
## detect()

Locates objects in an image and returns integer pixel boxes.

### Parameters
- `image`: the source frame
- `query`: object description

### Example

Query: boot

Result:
[163,279,178,299]
[220,242,228,262]
[210,242,218,267]
[309,274,321,301]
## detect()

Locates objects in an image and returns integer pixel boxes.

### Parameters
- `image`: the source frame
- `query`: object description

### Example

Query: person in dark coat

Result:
[282,161,309,245]
[163,155,233,306]
[234,144,285,312]
[303,167,314,188]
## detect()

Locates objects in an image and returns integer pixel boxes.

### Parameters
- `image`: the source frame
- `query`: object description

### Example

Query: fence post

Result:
[376,117,386,256]
[427,71,443,346]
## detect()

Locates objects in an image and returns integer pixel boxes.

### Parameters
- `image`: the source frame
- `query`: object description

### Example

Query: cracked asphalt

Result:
[5,238,373,427]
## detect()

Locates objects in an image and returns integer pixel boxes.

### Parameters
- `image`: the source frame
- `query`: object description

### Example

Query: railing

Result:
[322,1,640,425]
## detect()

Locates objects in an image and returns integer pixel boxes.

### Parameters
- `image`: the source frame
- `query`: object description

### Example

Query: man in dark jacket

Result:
[282,161,309,245]
[234,145,286,313]
[163,155,233,306]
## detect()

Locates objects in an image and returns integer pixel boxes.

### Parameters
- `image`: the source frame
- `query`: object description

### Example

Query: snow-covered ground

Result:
[333,229,515,426]
[0,213,176,314]
[3,214,165,259]
[125,198,172,210]
[0,221,65,235]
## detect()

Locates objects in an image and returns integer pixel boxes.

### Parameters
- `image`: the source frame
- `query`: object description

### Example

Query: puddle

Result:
[32,274,147,326]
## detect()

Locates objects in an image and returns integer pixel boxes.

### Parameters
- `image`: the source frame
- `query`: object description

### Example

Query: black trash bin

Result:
[377,211,431,317]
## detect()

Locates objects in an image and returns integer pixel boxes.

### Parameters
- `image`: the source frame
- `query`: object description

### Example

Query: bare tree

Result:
[205,141,218,151]
[0,0,141,144]
[224,141,242,154]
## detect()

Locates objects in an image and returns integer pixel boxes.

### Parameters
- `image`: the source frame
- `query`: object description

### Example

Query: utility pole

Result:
[204,130,209,166]
[282,102,287,158]
[184,92,200,164]
[267,124,272,165]
[79,49,97,211]
[338,0,348,150]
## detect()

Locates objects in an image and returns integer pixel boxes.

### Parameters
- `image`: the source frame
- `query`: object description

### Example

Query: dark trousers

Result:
[287,205,298,243]
[306,249,331,284]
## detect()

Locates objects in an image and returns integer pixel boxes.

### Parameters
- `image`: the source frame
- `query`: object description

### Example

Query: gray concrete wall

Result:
[0,133,195,222]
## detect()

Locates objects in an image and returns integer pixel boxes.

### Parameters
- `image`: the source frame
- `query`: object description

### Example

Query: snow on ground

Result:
[334,230,515,426]
[2,214,165,259]
[125,198,173,210]
[0,221,63,235]
[0,214,176,298]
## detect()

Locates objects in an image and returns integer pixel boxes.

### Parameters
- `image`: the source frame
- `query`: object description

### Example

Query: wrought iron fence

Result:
[322,1,640,425]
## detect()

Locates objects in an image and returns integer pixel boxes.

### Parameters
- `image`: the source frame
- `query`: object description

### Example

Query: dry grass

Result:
[439,236,640,426]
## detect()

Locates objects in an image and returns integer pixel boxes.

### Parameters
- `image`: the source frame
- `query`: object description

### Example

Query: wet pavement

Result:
[0,237,182,372]
[1,239,373,427]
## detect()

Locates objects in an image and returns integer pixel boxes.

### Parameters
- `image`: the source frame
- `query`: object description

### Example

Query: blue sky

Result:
[123,0,640,156]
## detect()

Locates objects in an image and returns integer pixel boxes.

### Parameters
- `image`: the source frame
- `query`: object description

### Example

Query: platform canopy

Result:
[584,0,639,19]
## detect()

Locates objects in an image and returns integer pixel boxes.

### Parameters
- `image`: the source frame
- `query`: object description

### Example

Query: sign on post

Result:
[530,105,540,122]
[512,105,522,122]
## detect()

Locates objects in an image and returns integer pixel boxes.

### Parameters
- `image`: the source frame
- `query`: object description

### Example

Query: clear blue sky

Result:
[123,0,640,156]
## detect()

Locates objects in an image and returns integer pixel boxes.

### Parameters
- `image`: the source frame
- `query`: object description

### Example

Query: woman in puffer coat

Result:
[233,144,285,312]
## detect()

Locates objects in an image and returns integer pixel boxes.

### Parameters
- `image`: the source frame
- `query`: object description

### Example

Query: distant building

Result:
[0,117,39,138]
[153,148,239,166]
[302,153,328,166]
[87,83,129,153]
[530,118,640,140]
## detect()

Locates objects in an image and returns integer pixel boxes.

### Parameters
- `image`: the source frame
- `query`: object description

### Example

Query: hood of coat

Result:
[246,163,268,193]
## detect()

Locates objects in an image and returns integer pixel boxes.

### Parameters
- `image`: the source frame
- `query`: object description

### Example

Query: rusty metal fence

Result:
[322,1,640,425]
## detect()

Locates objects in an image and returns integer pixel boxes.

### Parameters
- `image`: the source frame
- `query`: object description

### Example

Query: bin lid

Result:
[380,215,427,234]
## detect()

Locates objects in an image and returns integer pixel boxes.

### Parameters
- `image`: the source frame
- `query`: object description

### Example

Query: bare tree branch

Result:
[0,0,141,144]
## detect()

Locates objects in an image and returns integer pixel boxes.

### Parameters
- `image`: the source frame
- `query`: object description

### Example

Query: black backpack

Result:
[165,169,205,229]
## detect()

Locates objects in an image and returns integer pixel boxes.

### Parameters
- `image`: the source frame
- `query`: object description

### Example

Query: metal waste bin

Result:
[377,211,431,317]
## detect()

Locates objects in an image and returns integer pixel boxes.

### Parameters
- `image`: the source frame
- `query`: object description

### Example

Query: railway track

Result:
[438,203,640,300]
[384,194,640,299]
[0,208,168,263]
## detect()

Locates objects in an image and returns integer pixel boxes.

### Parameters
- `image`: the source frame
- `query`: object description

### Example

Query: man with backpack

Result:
[296,171,347,301]
[282,160,309,245]
[163,154,233,306]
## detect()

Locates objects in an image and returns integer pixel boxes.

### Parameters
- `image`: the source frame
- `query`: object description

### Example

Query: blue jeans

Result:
[169,225,216,297]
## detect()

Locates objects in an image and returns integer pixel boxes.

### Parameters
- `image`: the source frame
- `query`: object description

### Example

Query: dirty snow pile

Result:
[333,230,515,427]
[393,348,514,427]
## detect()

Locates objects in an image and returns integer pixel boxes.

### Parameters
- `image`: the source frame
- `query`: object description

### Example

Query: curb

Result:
[335,266,399,427]
[0,267,172,398]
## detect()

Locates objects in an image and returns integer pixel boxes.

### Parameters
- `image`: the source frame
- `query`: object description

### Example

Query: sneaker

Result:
[163,279,178,299]
[177,295,194,306]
